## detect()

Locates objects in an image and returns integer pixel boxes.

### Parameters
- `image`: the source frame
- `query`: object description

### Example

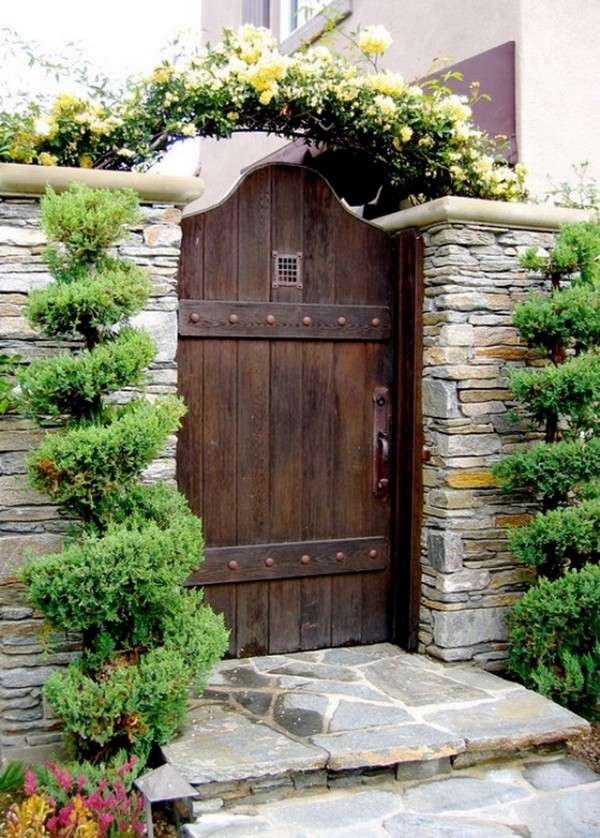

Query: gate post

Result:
[377,197,593,669]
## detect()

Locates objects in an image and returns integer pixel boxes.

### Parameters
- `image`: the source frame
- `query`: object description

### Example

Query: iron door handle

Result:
[376,432,390,494]
[373,386,391,498]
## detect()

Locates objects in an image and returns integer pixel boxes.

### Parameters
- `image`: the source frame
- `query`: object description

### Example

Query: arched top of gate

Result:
[182,161,390,232]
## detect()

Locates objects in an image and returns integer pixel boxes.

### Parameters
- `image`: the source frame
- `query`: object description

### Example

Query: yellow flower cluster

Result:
[47,94,123,138]
[236,24,276,55]
[238,53,291,103]
[374,95,397,116]
[1,21,528,203]
[357,25,393,56]
[369,72,406,98]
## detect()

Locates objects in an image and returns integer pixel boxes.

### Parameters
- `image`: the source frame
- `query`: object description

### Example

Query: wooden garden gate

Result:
[177,164,422,657]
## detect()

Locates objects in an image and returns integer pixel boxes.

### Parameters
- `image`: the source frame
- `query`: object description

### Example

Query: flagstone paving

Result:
[162,644,598,836]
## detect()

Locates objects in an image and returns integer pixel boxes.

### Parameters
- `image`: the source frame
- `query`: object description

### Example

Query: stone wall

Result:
[412,217,576,669]
[0,195,184,763]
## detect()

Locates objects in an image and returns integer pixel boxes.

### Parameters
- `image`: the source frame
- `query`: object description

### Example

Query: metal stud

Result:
[229,313,239,325]
[369,549,378,559]
[302,316,312,326]
[371,318,381,328]
[337,316,347,326]
[265,557,275,567]
[190,312,200,323]
[228,560,238,570]
[300,554,310,565]
[335,552,345,562]
[266,314,276,325]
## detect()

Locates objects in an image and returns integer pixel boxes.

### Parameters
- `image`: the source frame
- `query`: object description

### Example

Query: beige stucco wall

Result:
[517,0,600,197]
[198,0,598,206]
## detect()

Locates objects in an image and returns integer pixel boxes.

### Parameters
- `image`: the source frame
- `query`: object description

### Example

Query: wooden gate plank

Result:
[331,340,369,644]
[267,167,306,653]
[300,577,332,650]
[234,166,273,656]
[179,300,392,339]
[188,537,388,584]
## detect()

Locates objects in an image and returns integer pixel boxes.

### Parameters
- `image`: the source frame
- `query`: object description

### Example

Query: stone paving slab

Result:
[166,644,589,792]
[182,755,600,837]
[309,724,465,771]
[421,688,587,752]
[162,703,327,785]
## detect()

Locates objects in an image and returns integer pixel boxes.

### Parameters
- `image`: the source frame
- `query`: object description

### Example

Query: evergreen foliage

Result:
[507,565,600,718]
[18,183,228,762]
[25,266,152,340]
[494,220,600,716]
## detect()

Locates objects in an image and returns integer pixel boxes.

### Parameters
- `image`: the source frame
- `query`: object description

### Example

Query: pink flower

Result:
[98,812,114,837]
[116,755,138,778]
[46,814,59,832]
[46,760,74,793]
[24,768,37,796]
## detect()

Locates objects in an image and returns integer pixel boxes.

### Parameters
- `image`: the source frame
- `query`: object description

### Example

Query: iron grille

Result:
[272,251,303,288]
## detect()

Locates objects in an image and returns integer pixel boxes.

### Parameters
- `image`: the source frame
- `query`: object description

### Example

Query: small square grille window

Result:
[272,251,303,288]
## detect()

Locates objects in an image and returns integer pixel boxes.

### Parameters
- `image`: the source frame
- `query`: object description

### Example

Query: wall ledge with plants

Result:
[374,194,596,234]
[0,162,204,206]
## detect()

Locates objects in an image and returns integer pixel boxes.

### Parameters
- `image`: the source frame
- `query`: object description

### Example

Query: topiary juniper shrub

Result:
[493,220,600,717]
[17,183,228,763]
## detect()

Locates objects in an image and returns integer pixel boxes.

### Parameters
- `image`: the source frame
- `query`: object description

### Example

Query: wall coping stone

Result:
[374,195,595,233]
[0,163,204,207]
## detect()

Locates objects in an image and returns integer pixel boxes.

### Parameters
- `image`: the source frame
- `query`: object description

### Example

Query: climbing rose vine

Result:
[1,24,527,204]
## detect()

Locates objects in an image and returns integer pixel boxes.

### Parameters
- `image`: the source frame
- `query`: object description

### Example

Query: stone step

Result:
[163,644,588,804]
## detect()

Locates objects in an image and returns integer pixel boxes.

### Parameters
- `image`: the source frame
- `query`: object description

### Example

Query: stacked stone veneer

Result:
[0,196,182,763]
[416,220,557,670]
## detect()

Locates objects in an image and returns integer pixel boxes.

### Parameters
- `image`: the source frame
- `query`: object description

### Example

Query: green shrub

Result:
[26,397,185,522]
[508,499,600,574]
[40,183,141,279]
[496,221,600,718]
[507,565,600,717]
[507,349,600,435]
[520,220,600,285]
[18,184,228,762]
[0,353,20,415]
[18,328,155,420]
[513,278,600,356]
[22,493,203,649]
[25,265,152,340]
[43,648,191,761]
[493,436,600,506]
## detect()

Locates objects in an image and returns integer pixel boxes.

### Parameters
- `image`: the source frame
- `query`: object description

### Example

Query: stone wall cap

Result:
[0,163,204,207]
[374,195,596,233]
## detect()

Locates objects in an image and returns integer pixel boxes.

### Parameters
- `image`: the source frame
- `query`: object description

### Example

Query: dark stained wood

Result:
[187,537,389,584]
[392,228,424,652]
[300,576,332,650]
[233,166,272,657]
[177,163,419,656]
[179,300,392,340]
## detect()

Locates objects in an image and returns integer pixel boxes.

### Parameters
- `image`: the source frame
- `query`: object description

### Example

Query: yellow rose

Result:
[38,152,58,166]
[259,89,275,105]
[357,25,392,56]
[370,72,405,98]
[374,95,396,116]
